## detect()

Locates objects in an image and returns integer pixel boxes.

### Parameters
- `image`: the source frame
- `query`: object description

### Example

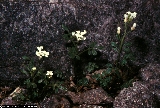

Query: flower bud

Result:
[117,27,121,34]
[131,23,136,31]
[32,67,36,71]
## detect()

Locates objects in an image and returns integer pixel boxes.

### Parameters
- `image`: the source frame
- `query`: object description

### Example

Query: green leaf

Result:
[38,79,43,83]
[86,62,98,73]
[63,34,70,41]
[88,50,92,55]
[121,59,127,65]
[22,56,30,60]
[124,47,130,52]
[22,69,29,76]
[111,42,117,48]
[113,48,118,52]
[68,47,78,59]
[92,50,97,55]
[76,55,80,60]
[106,68,112,74]
[106,63,113,68]
[114,69,121,77]
[124,43,131,47]
[31,83,37,88]
[78,78,89,86]
[89,42,96,48]
[62,24,69,32]
[97,46,104,50]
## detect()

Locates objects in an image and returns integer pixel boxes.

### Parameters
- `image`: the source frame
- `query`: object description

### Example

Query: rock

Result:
[1,87,26,105]
[1,97,18,105]
[39,95,70,108]
[67,87,113,105]
[113,81,158,108]
[0,0,160,87]
[114,63,160,108]
[139,63,160,102]
[140,63,160,81]
[78,104,103,108]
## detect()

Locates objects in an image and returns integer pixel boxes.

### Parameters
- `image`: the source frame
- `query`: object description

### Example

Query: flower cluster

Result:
[117,11,137,34]
[36,46,49,59]
[124,11,137,23]
[46,71,53,78]
[72,30,87,41]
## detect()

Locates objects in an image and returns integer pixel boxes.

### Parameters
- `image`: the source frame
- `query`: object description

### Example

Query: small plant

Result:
[62,25,103,86]
[113,11,137,67]
[62,11,137,91]
[94,11,137,89]
[62,25,102,60]
[14,46,67,103]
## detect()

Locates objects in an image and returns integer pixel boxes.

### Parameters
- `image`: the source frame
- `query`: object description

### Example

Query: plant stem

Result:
[77,47,95,56]
[117,23,127,65]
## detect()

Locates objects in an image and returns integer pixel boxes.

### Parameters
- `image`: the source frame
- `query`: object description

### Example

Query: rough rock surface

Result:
[113,63,160,108]
[140,63,160,101]
[66,87,113,105]
[0,0,160,107]
[1,63,160,107]
[0,0,160,87]
[39,95,70,108]
[114,81,158,108]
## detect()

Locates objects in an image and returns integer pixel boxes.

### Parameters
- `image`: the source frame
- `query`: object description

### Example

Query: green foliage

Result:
[120,78,134,89]
[15,11,138,104]
[14,55,67,103]
[92,68,113,88]
[77,77,89,86]
[62,25,102,60]
[84,62,99,74]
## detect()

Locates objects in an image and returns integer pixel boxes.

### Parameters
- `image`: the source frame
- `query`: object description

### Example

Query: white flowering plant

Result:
[14,46,67,103]
[62,25,103,60]
[92,11,137,90]
[62,25,103,87]
[112,11,137,66]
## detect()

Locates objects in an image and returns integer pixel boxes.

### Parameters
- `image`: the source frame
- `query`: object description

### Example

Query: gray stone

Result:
[0,0,160,97]
[66,87,113,105]
[113,81,158,108]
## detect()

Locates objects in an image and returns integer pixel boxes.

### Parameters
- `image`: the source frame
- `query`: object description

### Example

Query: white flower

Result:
[124,14,128,23]
[130,12,137,19]
[131,23,136,31]
[72,30,87,41]
[133,23,136,28]
[46,71,53,78]
[40,51,49,57]
[36,51,43,59]
[124,11,137,22]
[35,46,49,59]
[32,67,36,71]
[80,30,87,35]
[126,11,131,15]
[43,51,49,57]
[117,27,121,34]
[37,46,43,51]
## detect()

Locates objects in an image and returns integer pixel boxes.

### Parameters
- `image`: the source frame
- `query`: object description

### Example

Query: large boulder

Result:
[0,0,160,90]
[114,63,160,107]
[114,81,158,108]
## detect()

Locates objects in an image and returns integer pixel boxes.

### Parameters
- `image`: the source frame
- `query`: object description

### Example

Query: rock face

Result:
[0,0,160,107]
[0,0,160,87]
[114,81,158,108]
[39,95,71,108]
[113,63,160,108]
[67,87,114,105]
